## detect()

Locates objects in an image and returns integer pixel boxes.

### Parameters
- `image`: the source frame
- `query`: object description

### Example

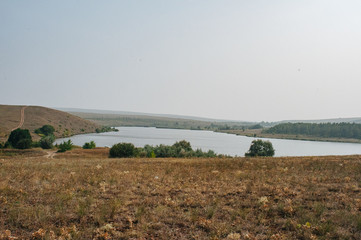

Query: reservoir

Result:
[55,127,361,157]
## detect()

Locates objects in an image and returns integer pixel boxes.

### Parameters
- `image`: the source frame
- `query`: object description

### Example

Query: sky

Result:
[1,0,361,122]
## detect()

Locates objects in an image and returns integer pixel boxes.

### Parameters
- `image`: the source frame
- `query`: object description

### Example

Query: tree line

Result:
[109,140,225,158]
[264,122,361,139]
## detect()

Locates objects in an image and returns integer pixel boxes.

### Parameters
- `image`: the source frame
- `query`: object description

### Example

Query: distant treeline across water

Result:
[264,122,361,139]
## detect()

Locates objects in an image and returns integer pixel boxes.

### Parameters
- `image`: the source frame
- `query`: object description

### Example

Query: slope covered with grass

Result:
[0,105,101,142]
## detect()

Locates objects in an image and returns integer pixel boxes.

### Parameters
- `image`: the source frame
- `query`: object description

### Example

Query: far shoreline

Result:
[217,129,361,144]
[57,125,361,145]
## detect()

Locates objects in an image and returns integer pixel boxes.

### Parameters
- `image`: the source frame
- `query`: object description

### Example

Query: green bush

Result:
[108,140,224,159]
[40,135,55,149]
[16,139,32,149]
[96,126,119,133]
[248,124,263,129]
[3,141,11,149]
[245,139,275,157]
[109,143,137,158]
[7,129,33,149]
[153,144,175,158]
[119,140,223,158]
[58,140,73,152]
[35,125,55,136]
[83,141,96,149]
[32,141,41,148]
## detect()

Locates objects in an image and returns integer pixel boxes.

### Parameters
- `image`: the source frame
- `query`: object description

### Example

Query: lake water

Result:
[55,127,361,157]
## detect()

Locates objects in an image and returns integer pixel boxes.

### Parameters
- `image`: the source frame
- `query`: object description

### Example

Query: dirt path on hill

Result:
[11,106,28,131]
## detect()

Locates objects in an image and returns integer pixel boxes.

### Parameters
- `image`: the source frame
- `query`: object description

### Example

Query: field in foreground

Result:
[0,149,361,239]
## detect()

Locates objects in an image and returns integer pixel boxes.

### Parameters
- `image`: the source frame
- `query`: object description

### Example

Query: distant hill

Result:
[0,105,101,142]
[59,108,256,130]
[56,107,248,123]
[276,117,361,125]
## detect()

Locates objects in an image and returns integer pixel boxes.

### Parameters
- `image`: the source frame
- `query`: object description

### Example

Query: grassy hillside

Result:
[277,117,361,124]
[0,149,360,239]
[0,105,101,142]
[70,111,256,130]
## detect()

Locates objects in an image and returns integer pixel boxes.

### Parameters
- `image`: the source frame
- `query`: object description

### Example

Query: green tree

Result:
[40,135,55,149]
[7,129,33,149]
[249,124,263,129]
[245,139,275,157]
[35,125,55,136]
[109,143,137,158]
[172,140,192,154]
[83,141,96,149]
[57,140,73,152]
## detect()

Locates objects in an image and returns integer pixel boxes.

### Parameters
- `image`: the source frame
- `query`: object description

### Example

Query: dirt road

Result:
[45,150,57,159]
[11,106,27,131]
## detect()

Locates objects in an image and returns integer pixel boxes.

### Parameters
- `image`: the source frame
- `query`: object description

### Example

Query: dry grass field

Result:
[0,149,361,239]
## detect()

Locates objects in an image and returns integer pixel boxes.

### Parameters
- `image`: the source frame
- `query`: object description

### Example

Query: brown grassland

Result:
[0,105,100,142]
[0,149,361,239]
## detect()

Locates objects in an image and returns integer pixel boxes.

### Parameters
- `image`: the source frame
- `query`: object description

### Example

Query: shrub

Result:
[153,144,175,158]
[58,140,73,152]
[3,141,11,149]
[109,143,137,158]
[173,140,192,152]
[248,124,263,129]
[16,139,32,149]
[245,139,275,157]
[7,129,33,149]
[35,125,55,136]
[83,141,96,149]
[32,141,41,148]
[40,135,55,149]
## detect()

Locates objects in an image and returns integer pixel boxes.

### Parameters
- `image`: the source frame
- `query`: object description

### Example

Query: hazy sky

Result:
[1,1,360,122]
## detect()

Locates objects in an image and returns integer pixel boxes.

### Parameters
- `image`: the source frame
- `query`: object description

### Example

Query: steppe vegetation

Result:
[0,149,360,239]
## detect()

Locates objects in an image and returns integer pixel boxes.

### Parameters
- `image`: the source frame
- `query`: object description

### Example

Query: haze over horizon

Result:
[1,1,360,122]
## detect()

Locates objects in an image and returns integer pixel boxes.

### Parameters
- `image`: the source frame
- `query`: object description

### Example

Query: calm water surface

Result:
[55,127,361,157]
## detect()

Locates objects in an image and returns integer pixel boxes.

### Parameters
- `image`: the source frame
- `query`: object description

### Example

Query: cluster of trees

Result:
[109,139,275,158]
[0,125,56,150]
[215,124,263,131]
[35,125,56,149]
[96,126,119,133]
[0,125,55,149]
[264,122,361,139]
[109,140,223,158]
